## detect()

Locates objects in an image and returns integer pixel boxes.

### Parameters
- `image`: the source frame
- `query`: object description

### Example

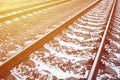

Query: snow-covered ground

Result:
[0,0,96,65]
[3,0,117,80]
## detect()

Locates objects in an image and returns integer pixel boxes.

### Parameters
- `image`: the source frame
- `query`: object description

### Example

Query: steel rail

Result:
[0,0,100,77]
[87,0,117,80]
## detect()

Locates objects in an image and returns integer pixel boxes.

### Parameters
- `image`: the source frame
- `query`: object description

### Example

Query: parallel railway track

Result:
[0,0,69,22]
[0,0,120,79]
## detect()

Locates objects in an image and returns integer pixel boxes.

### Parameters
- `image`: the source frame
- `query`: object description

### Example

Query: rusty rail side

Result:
[87,0,117,80]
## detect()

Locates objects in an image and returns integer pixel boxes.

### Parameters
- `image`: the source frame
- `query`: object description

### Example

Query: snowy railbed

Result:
[0,0,96,65]
[2,0,115,80]
[97,0,120,80]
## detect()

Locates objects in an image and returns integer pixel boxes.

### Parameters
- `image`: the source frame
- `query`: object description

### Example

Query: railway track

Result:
[0,0,71,66]
[96,0,120,79]
[0,0,120,80]
[0,0,69,22]
[88,0,118,80]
